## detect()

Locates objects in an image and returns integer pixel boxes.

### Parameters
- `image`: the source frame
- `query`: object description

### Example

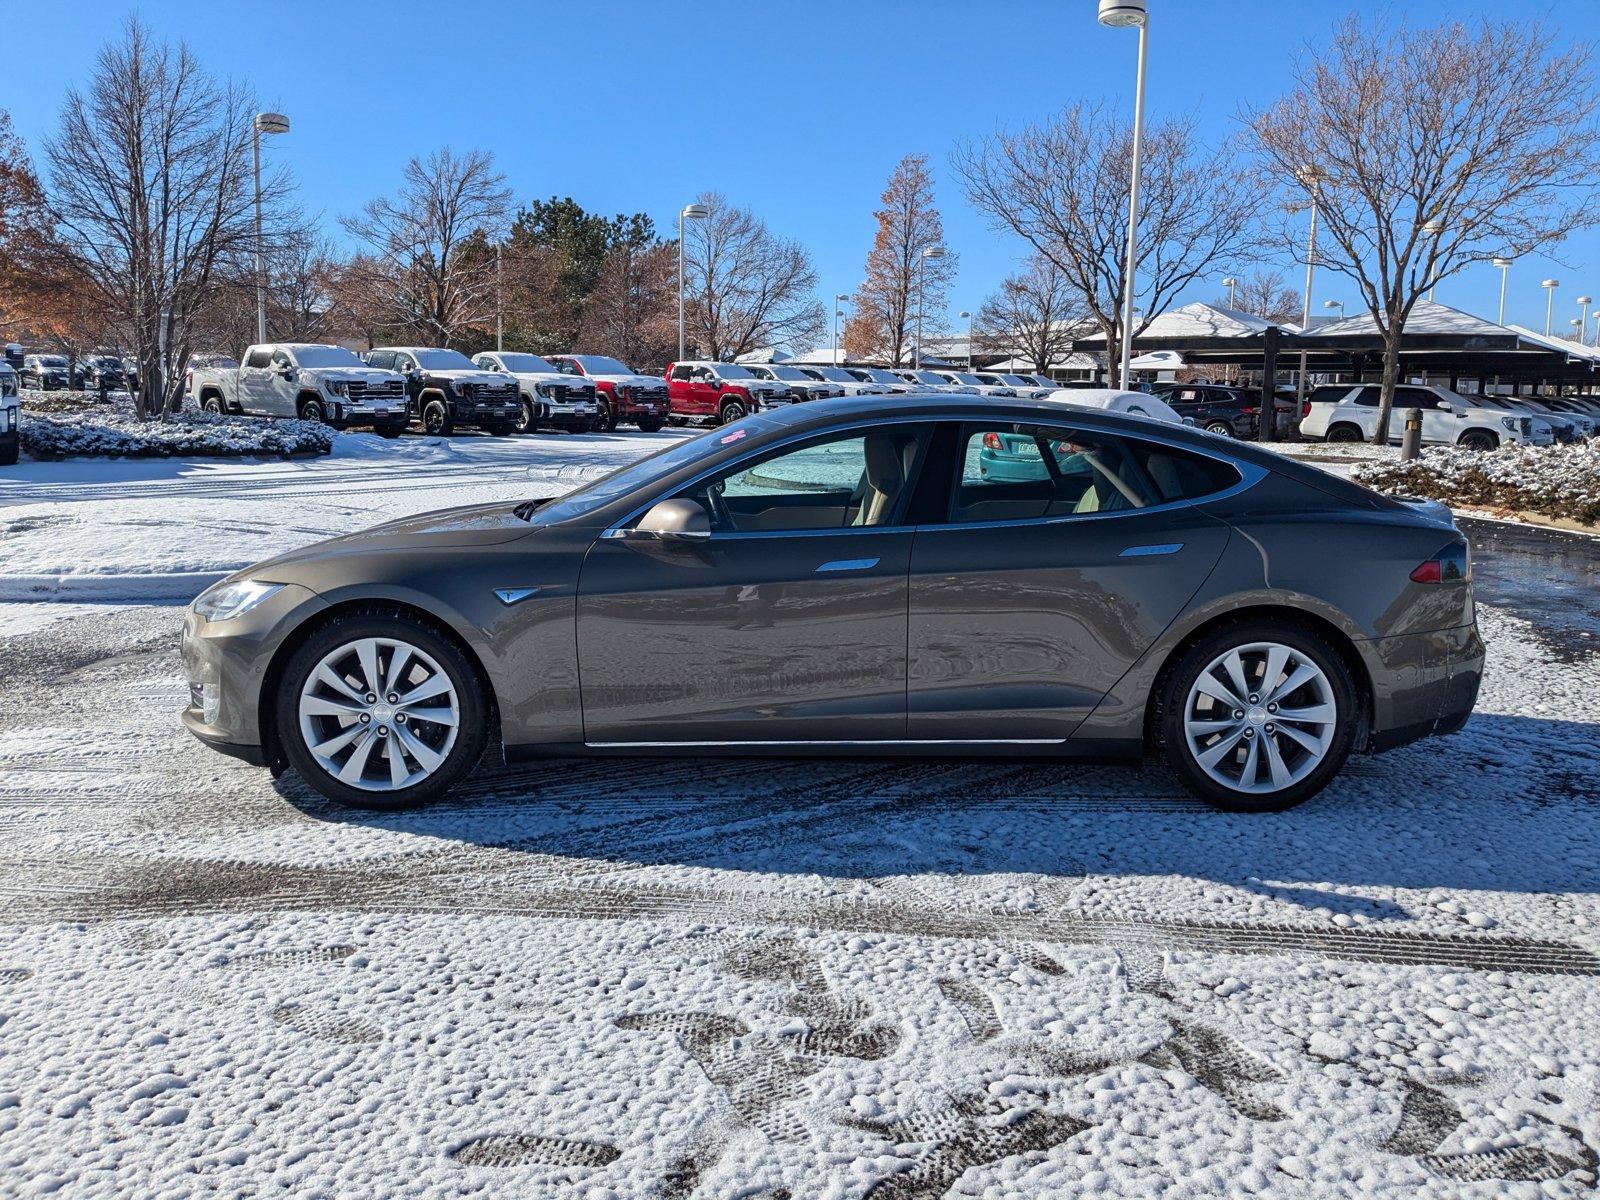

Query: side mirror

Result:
[633,499,711,542]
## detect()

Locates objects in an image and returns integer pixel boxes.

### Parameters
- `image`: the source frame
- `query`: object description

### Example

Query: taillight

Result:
[1240,405,1258,415]
[1302,400,1311,418]
[982,432,1003,450]
[1411,541,1470,584]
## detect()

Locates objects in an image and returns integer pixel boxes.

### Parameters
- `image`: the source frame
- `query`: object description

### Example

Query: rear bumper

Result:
[1364,622,1484,751]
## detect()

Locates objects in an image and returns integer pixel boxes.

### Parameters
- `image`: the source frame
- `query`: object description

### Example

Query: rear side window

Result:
[1354,386,1382,407]
[943,423,1240,524]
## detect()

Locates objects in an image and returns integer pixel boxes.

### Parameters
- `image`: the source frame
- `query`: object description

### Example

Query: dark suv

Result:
[1156,383,1297,439]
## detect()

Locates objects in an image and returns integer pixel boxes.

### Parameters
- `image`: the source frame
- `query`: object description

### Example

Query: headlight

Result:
[192,579,284,622]
[535,383,552,397]
[1499,416,1518,432]
[453,379,474,395]
[325,379,350,396]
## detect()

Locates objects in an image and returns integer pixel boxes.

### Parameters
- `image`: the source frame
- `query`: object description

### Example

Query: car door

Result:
[575,423,932,744]
[236,348,275,413]
[906,420,1236,741]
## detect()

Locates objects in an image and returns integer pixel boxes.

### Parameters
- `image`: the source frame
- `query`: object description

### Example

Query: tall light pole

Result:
[1100,0,1148,389]
[677,203,710,362]
[252,112,289,345]
[1578,296,1593,346]
[1222,276,1237,308]
[959,310,972,367]
[1542,279,1560,337]
[1421,218,1446,301]
[1492,257,1513,325]
[1571,317,1585,344]
[494,242,503,351]
[914,246,946,369]
[1295,166,1325,403]
[833,293,848,365]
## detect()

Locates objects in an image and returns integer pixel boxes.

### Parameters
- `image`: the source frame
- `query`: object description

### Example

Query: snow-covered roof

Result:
[1077,302,1286,344]
[1313,299,1514,340]
[733,347,792,365]
[1505,326,1600,363]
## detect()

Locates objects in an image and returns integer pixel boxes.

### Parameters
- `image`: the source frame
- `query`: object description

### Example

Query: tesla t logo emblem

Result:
[493,587,541,606]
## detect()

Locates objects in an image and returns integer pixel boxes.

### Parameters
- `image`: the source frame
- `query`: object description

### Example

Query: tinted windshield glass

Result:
[767,366,808,380]
[573,355,633,375]
[715,364,756,380]
[949,373,985,385]
[89,357,120,367]
[291,346,365,368]
[865,369,904,384]
[413,349,478,370]
[908,371,945,384]
[40,356,67,367]
[498,353,558,373]
[528,421,778,524]
[812,368,857,382]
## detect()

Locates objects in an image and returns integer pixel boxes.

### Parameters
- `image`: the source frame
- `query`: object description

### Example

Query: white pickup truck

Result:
[188,343,410,435]
[1,361,19,465]
[1301,382,1554,451]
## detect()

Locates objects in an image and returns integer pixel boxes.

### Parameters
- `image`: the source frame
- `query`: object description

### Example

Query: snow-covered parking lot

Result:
[2,434,1599,1198]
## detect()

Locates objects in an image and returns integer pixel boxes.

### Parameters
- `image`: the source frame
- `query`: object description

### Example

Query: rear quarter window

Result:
[1125,438,1243,502]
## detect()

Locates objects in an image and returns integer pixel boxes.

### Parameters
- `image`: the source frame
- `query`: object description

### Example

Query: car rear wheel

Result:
[1325,423,1363,443]
[1156,621,1357,812]
[719,399,747,425]
[1204,420,1234,437]
[277,615,487,810]
[1459,430,1498,452]
[421,398,453,436]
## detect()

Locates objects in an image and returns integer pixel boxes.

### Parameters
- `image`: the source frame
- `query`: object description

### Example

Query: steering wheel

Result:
[705,482,734,532]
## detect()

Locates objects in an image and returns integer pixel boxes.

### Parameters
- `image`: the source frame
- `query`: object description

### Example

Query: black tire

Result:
[513,399,537,435]
[0,439,17,467]
[297,396,327,424]
[201,394,224,415]
[1325,423,1363,443]
[486,420,515,437]
[375,423,404,439]
[719,399,747,425]
[275,612,489,811]
[596,398,616,432]
[421,398,453,436]
[1153,619,1359,813]
[636,417,664,433]
[1203,421,1234,438]
[1459,430,1498,452]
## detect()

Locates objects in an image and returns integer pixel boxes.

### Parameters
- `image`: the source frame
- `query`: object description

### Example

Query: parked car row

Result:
[1151,382,1303,440]
[1,359,19,466]
[1301,383,1581,450]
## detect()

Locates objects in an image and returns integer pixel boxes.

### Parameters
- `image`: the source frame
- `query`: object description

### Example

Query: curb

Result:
[0,570,231,603]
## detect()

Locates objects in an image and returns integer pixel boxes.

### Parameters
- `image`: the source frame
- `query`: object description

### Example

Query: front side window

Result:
[270,351,292,370]
[674,425,930,534]
[670,364,695,381]
[244,348,271,368]
[949,423,1240,524]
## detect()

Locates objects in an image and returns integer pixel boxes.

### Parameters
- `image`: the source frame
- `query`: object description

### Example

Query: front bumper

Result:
[180,582,328,756]
[327,399,406,427]
[449,399,522,425]
[544,405,597,429]
[1365,621,1484,752]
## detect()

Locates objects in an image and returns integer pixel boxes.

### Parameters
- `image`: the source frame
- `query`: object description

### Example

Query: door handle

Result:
[815,558,880,573]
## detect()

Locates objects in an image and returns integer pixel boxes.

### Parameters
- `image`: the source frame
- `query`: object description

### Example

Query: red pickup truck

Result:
[665,360,797,424]
[543,355,671,432]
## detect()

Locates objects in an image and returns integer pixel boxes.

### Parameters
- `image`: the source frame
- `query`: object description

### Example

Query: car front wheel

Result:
[298,397,327,424]
[421,398,453,436]
[1459,430,1498,452]
[514,399,536,435]
[636,417,664,433]
[277,615,488,810]
[719,399,747,425]
[1156,622,1357,812]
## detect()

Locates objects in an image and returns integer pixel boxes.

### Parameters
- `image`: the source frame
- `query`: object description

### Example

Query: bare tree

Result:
[1218,268,1301,326]
[42,20,284,416]
[844,154,957,366]
[682,192,824,361]
[194,223,340,355]
[1246,17,1600,442]
[578,237,676,370]
[341,148,512,348]
[973,255,1087,373]
[954,102,1263,376]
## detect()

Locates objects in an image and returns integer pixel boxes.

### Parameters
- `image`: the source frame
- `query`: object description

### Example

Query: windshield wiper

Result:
[513,497,555,522]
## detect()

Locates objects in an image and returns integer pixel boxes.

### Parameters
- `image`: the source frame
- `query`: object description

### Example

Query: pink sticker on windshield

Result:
[720,429,748,444]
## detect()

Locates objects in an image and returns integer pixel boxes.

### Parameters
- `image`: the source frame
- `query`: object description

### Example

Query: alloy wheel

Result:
[1181,641,1337,795]
[297,637,460,792]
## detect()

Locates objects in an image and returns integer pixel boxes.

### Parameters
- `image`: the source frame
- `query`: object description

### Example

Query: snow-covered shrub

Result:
[21,407,334,459]
[19,388,128,415]
[1352,442,1600,525]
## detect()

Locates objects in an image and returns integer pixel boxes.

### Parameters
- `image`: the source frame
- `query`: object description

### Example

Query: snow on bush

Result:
[19,387,130,415]
[21,404,333,460]
[1352,440,1600,524]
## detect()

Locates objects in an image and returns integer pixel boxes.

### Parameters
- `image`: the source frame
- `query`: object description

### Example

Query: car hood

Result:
[593,373,666,388]
[510,371,593,389]
[427,369,515,385]
[248,501,533,579]
[315,368,403,386]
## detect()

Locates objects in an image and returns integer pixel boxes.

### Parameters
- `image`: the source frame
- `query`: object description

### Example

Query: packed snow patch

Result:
[1354,442,1600,526]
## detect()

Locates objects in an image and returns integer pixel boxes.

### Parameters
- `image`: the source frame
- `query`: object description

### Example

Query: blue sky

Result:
[6,0,1593,340]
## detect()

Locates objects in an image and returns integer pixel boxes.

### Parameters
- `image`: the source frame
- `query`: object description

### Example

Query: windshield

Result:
[1000,375,1034,387]
[89,356,120,368]
[766,366,809,380]
[527,420,778,524]
[811,367,858,382]
[571,355,634,375]
[906,371,946,384]
[714,364,756,380]
[39,356,68,367]
[497,353,558,373]
[290,346,365,368]
[411,349,479,371]
[948,373,986,385]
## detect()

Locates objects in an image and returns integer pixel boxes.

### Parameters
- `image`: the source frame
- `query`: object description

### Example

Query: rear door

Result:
[907,420,1237,741]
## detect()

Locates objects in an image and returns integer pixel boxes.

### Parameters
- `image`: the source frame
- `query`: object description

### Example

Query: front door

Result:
[576,424,930,744]
[907,421,1235,741]
[237,347,277,414]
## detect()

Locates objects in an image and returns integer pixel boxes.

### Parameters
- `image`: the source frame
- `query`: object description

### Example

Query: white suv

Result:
[1301,383,1553,451]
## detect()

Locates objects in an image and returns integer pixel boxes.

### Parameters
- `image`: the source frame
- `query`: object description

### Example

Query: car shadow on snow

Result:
[273,711,1600,911]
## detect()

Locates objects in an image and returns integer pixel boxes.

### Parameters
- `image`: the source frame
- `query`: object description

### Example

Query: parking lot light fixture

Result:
[1542,279,1560,336]
[914,246,946,369]
[252,112,289,345]
[1492,257,1514,325]
[1323,299,1344,321]
[677,203,711,362]
[1100,0,1149,388]
[833,293,848,366]
[1578,296,1593,346]
[959,311,972,367]
[1571,317,1585,343]
[1222,276,1237,307]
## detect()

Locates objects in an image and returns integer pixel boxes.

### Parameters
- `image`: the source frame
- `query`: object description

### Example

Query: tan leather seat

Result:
[854,434,905,526]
